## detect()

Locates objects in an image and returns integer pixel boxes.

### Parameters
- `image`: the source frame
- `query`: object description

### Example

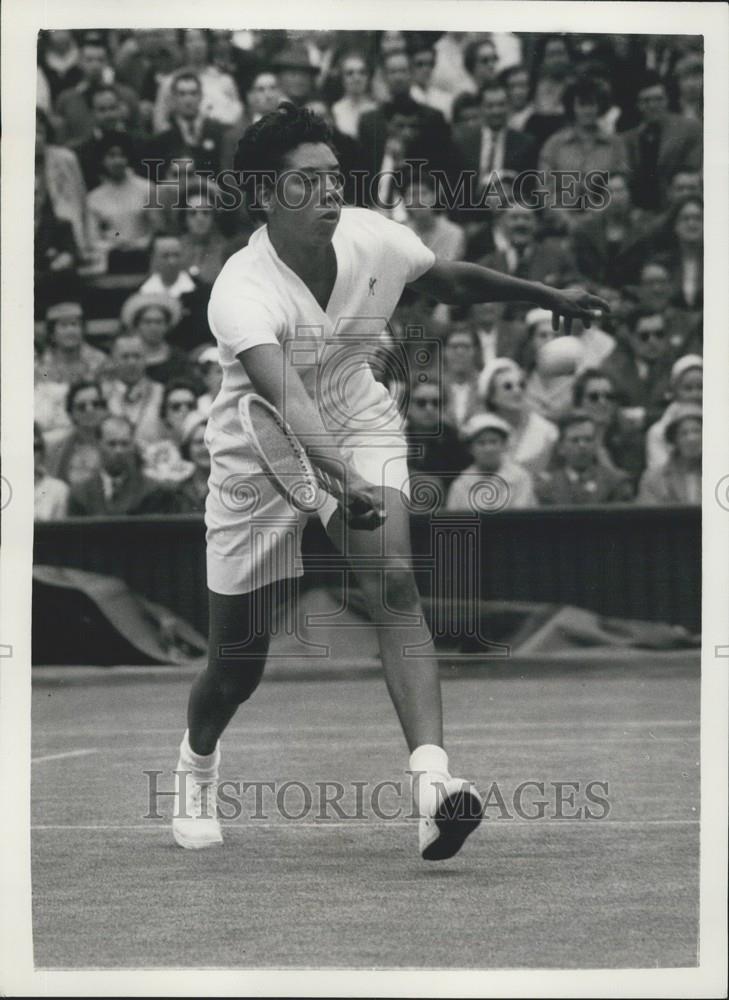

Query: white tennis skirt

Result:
[204,421,411,595]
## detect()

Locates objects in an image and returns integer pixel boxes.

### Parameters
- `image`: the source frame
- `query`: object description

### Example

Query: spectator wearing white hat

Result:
[535,410,633,505]
[478,358,558,476]
[120,292,195,386]
[638,403,702,505]
[446,412,535,511]
[645,355,702,471]
[521,306,615,423]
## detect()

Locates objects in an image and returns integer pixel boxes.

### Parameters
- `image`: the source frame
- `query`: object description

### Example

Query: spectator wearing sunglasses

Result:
[446,412,536,511]
[478,358,558,476]
[34,423,70,521]
[637,403,702,506]
[43,380,107,487]
[645,355,702,471]
[572,368,646,484]
[600,307,674,430]
[409,39,453,121]
[141,379,200,487]
[332,53,376,139]
[405,378,471,500]
[636,260,702,359]
[536,410,633,506]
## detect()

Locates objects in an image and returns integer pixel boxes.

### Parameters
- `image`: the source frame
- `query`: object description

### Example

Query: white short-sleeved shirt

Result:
[207,207,436,444]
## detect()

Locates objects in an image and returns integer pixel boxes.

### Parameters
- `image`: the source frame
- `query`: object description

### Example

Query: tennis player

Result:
[172,103,608,859]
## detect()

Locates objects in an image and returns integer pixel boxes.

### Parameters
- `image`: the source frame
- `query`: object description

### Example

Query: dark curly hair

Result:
[233,101,336,222]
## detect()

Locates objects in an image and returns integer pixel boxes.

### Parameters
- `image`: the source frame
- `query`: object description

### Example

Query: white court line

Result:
[31,818,700,831]
[32,719,698,738]
[31,749,98,765]
[30,737,700,756]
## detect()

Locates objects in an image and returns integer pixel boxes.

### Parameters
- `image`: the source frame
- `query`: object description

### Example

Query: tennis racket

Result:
[238,393,347,515]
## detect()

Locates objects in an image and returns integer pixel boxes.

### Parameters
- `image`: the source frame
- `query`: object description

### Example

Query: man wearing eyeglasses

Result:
[600,309,674,430]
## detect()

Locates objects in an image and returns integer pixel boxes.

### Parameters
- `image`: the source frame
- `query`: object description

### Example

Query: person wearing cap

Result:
[535,410,633,506]
[637,402,701,505]
[86,131,161,272]
[120,291,195,386]
[645,355,702,471]
[446,412,536,511]
[272,44,319,107]
[37,302,107,388]
[478,357,559,476]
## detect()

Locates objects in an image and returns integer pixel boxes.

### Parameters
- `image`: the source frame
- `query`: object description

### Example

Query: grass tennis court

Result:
[31,657,699,969]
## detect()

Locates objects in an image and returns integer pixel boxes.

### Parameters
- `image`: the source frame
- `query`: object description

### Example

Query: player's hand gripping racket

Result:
[238,394,384,529]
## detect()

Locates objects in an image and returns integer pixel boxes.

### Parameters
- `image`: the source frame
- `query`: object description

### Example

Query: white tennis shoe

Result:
[417,775,484,861]
[172,760,223,850]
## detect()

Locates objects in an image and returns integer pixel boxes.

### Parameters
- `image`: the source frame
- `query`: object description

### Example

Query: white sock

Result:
[408,744,450,816]
[179,729,220,782]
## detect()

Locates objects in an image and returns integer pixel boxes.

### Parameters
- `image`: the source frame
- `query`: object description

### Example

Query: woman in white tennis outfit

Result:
[173,103,608,860]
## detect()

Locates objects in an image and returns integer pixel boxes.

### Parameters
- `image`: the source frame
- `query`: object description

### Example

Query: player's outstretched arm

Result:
[408,259,610,336]
[236,343,386,529]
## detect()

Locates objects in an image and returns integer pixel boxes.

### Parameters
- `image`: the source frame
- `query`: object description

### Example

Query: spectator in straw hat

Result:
[120,291,195,386]
[37,302,107,388]
[645,354,702,471]
[637,402,701,505]
[535,410,633,505]
[446,412,535,511]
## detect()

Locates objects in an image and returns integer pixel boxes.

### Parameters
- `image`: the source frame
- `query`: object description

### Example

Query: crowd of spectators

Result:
[33,28,703,520]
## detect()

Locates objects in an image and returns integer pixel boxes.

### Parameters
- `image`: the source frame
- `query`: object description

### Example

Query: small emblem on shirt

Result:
[368,277,377,296]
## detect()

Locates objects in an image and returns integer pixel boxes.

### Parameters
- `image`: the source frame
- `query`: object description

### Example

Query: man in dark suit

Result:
[452,80,537,217]
[358,50,453,174]
[358,95,454,211]
[68,415,172,516]
[624,72,702,212]
[145,72,230,178]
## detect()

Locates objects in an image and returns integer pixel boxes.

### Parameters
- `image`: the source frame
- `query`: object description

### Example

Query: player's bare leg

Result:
[327,486,483,859]
[173,582,277,849]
